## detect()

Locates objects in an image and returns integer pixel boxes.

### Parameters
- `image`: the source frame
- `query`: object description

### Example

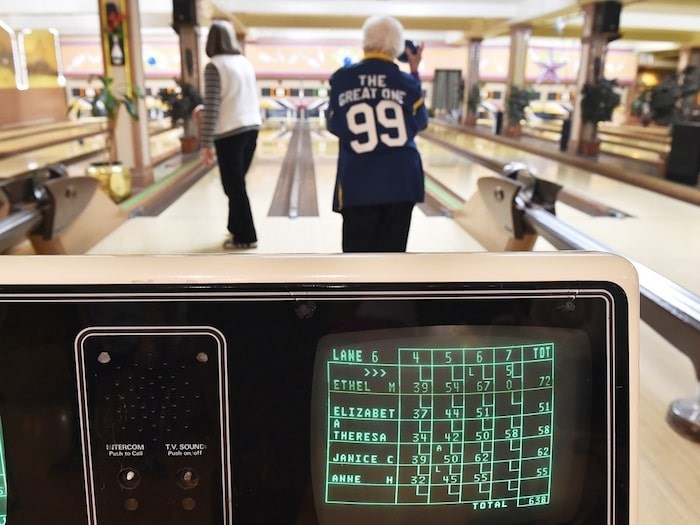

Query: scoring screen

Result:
[311,326,591,525]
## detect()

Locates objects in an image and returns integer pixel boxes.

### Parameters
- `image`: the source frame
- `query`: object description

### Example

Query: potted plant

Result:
[68,75,143,202]
[464,83,481,126]
[649,67,699,126]
[649,66,700,184]
[504,85,536,137]
[648,79,679,126]
[578,78,621,156]
[159,80,203,153]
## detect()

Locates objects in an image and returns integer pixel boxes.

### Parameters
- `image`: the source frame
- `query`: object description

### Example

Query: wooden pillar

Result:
[173,0,203,92]
[502,25,532,135]
[461,38,482,125]
[567,1,621,155]
[676,47,700,123]
[177,25,203,93]
[98,0,153,187]
[678,47,700,70]
[506,25,531,91]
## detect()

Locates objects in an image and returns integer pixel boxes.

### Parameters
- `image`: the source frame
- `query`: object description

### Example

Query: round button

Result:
[176,468,199,490]
[118,468,141,490]
[124,498,139,511]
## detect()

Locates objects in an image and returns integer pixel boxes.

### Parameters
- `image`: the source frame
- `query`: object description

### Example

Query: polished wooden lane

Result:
[0,118,179,179]
[638,324,699,525]
[420,126,700,295]
[87,126,481,255]
[478,116,671,163]
[524,124,669,160]
[0,129,183,181]
[0,118,109,159]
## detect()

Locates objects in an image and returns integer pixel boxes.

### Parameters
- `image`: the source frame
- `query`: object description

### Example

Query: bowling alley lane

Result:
[0,119,183,180]
[524,120,670,159]
[89,122,700,296]
[87,125,482,255]
[0,118,108,159]
[418,127,700,295]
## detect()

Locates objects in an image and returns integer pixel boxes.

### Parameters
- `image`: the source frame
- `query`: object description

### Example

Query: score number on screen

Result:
[325,342,555,510]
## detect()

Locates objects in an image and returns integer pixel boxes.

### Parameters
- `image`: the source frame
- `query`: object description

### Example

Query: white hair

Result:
[362,15,404,58]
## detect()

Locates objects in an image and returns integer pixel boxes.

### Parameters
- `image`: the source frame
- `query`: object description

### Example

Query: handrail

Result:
[0,209,42,253]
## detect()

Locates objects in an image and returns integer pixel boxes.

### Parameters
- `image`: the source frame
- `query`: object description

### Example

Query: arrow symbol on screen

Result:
[364,368,370,376]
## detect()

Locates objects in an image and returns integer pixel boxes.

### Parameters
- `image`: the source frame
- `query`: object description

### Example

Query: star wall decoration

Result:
[533,50,568,84]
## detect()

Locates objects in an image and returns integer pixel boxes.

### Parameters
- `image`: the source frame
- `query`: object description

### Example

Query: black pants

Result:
[341,203,415,252]
[214,129,259,243]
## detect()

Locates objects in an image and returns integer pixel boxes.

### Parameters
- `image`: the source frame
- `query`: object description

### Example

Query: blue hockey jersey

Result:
[327,54,429,211]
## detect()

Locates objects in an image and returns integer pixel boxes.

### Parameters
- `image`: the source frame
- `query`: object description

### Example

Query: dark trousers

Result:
[341,203,415,252]
[214,129,259,243]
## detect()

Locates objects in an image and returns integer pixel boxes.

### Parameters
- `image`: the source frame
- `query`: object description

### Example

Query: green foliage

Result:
[649,79,680,126]
[67,75,143,162]
[158,81,203,127]
[505,85,537,125]
[580,78,621,124]
[649,67,700,126]
[69,75,143,124]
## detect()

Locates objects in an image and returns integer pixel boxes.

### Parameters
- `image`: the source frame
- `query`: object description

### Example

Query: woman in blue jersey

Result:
[327,15,428,252]
[201,20,262,250]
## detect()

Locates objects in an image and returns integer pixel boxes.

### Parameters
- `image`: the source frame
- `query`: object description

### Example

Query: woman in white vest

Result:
[201,20,262,250]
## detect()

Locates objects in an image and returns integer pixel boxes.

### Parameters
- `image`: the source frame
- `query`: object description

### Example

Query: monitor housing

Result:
[0,253,638,525]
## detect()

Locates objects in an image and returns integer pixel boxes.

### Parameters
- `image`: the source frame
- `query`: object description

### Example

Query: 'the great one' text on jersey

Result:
[327,55,429,211]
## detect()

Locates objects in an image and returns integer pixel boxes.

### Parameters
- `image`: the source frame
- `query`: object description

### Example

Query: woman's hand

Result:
[201,146,215,167]
[406,41,424,74]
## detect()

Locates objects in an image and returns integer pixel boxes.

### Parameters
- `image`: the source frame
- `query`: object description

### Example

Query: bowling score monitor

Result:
[0,253,638,525]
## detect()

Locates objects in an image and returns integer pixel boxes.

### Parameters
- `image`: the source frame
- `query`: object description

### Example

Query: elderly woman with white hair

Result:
[327,15,428,252]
